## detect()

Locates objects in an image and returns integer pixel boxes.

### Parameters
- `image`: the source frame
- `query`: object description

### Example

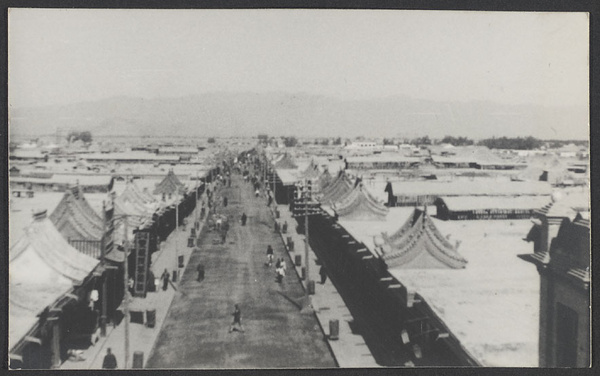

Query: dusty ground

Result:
[146,174,336,369]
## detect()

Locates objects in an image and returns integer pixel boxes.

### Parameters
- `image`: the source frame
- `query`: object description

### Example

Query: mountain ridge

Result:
[9,92,588,140]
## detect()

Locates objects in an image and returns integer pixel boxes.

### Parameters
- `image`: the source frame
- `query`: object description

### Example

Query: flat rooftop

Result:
[331,206,539,367]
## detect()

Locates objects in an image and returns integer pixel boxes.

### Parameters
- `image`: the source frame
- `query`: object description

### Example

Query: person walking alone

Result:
[229,304,245,333]
[266,245,274,266]
[102,348,117,369]
[319,265,328,284]
[161,269,170,291]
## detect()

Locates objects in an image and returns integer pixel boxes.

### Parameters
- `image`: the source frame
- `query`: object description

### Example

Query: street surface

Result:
[146,174,336,368]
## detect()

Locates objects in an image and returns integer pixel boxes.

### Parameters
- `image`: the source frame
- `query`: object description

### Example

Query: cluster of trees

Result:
[440,136,474,146]
[546,140,589,149]
[207,137,216,143]
[478,136,542,150]
[67,131,93,144]
[411,136,432,146]
[257,134,269,144]
[253,133,553,150]
[283,136,298,147]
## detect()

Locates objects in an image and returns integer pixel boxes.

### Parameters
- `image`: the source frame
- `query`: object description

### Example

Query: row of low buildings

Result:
[8,161,222,368]
[253,147,590,367]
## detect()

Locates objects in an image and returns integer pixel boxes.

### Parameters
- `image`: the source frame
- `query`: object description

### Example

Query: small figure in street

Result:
[229,304,245,333]
[223,197,228,207]
[319,265,328,285]
[275,258,281,269]
[276,261,285,283]
[196,264,205,282]
[267,194,273,206]
[281,258,287,273]
[255,188,260,197]
[161,269,170,291]
[128,277,134,294]
[266,245,274,266]
[241,212,247,226]
[221,230,227,244]
[216,217,222,231]
[102,348,117,369]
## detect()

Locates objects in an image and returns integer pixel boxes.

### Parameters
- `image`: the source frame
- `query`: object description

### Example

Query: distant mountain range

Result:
[9,92,589,140]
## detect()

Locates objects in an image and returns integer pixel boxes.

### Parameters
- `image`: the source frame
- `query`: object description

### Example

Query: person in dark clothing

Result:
[223,197,228,207]
[102,348,117,369]
[221,230,227,244]
[161,269,170,291]
[241,213,247,226]
[267,194,273,206]
[196,264,205,282]
[319,265,328,284]
[266,245,274,266]
[229,304,245,332]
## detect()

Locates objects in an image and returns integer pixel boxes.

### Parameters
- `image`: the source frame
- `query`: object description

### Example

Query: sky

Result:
[9,9,589,109]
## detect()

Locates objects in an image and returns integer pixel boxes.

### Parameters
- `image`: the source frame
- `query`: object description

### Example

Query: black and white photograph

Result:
[6,7,591,369]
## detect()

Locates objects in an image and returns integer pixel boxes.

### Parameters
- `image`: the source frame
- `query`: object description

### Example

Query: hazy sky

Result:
[9,9,589,109]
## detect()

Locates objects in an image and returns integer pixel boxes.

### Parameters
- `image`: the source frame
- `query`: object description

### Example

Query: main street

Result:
[146,173,336,368]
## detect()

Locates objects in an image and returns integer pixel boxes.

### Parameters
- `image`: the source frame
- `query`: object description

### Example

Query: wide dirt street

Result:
[146,173,336,368]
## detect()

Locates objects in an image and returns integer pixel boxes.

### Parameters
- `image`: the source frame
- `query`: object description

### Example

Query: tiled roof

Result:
[274,153,298,169]
[49,186,104,242]
[331,183,389,221]
[153,169,186,195]
[318,171,354,204]
[381,208,467,269]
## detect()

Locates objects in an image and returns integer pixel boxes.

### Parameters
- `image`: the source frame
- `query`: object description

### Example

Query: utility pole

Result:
[304,180,310,305]
[273,162,277,205]
[195,171,199,225]
[175,191,179,278]
[100,202,107,337]
[122,217,130,369]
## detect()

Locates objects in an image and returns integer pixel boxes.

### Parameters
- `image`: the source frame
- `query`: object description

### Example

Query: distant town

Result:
[8,131,590,369]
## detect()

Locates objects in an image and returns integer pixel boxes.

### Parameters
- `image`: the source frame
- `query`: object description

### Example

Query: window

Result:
[556,303,579,367]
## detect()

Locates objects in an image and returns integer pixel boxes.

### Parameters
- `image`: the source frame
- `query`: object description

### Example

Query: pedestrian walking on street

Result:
[223,197,228,207]
[319,265,328,284]
[102,348,117,369]
[161,269,170,291]
[241,212,247,226]
[229,304,245,333]
[221,230,227,244]
[267,194,273,206]
[266,245,274,266]
[196,263,205,282]
[276,262,285,283]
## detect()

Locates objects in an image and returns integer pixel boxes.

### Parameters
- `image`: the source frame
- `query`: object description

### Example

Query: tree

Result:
[383,138,395,145]
[411,136,431,146]
[283,136,298,147]
[79,131,93,143]
[332,137,342,145]
[207,137,216,143]
[320,138,330,146]
[257,134,269,143]
[478,136,542,150]
[66,130,93,144]
[440,136,474,146]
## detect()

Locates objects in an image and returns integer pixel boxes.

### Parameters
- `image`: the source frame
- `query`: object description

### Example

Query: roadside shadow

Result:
[274,290,303,310]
